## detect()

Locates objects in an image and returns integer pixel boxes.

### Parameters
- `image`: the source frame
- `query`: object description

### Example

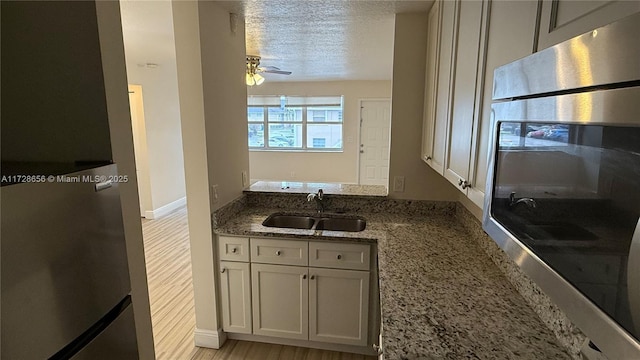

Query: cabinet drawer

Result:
[251,238,308,266]
[309,242,370,270]
[218,236,250,262]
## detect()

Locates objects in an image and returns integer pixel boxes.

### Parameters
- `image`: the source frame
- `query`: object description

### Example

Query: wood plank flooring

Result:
[142,207,375,360]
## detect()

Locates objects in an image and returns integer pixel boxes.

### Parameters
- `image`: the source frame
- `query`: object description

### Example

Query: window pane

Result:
[268,107,302,122]
[307,106,342,122]
[268,123,302,148]
[248,124,264,147]
[307,124,342,149]
[248,107,264,122]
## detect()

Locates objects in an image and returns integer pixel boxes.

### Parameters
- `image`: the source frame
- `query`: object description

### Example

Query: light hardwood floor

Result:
[142,207,375,360]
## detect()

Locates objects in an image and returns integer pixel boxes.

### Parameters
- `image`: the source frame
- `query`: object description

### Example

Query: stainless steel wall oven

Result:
[483,12,640,359]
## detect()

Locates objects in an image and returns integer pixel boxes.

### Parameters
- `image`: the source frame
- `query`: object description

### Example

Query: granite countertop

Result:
[246,180,388,197]
[214,205,572,359]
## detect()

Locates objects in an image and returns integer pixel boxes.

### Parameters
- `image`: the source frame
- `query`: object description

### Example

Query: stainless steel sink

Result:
[262,214,315,229]
[315,217,367,232]
[262,213,366,232]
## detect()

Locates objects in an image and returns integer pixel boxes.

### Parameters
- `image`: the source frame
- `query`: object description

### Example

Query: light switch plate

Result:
[393,176,405,192]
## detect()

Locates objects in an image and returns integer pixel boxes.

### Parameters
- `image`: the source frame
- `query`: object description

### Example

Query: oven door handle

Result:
[628,217,640,334]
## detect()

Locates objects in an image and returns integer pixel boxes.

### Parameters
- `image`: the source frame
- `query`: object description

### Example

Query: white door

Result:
[251,263,309,340]
[359,100,391,186]
[309,268,369,346]
[219,261,252,334]
[128,85,152,217]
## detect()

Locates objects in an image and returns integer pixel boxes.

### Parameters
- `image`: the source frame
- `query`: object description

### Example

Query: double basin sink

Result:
[262,212,366,232]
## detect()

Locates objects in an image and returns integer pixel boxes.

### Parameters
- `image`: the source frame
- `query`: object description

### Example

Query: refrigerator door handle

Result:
[94,180,113,192]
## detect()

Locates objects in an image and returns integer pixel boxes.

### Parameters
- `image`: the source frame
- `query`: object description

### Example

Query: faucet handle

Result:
[317,189,323,200]
[307,193,316,202]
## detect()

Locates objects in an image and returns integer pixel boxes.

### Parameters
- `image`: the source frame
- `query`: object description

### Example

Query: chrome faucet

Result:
[509,192,537,209]
[307,189,325,213]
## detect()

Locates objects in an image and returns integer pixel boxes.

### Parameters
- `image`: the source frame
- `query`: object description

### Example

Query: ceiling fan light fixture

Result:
[253,73,265,85]
[246,72,256,86]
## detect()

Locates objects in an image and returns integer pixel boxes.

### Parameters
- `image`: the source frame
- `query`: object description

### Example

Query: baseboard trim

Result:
[144,197,186,219]
[194,328,227,349]
[227,333,374,356]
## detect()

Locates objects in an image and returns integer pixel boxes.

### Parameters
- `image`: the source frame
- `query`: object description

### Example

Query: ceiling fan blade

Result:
[262,69,292,75]
[259,66,281,71]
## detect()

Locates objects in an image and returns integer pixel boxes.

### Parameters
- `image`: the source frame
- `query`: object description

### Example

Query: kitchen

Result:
[2,1,640,360]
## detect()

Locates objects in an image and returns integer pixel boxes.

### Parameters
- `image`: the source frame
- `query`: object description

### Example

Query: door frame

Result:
[357,98,392,186]
[128,84,153,217]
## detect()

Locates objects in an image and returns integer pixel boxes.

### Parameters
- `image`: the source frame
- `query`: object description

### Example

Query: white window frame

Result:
[248,96,344,151]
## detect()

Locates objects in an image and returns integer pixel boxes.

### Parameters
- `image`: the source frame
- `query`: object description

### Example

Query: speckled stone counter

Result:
[246,180,388,196]
[212,196,572,360]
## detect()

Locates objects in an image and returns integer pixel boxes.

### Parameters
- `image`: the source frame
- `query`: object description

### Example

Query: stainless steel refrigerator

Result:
[1,164,139,359]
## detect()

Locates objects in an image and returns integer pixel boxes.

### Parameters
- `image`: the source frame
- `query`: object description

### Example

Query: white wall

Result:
[95,2,156,358]
[248,81,391,183]
[121,1,187,214]
[198,1,250,209]
[172,0,250,347]
[388,13,459,201]
[171,0,221,348]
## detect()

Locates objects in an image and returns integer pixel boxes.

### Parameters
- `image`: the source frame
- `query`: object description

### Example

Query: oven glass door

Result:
[491,121,640,341]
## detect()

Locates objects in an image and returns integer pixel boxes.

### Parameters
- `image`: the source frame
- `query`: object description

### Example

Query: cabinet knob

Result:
[231,247,237,253]
[336,254,342,260]
[275,250,281,256]
[461,180,471,189]
[373,344,382,354]
[458,179,463,186]
[302,274,307,279]
[310,275,315,280]
[426,156,432,160]
[221,268,226,273]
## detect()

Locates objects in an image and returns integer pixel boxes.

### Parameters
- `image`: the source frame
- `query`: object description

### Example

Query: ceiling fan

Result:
[246,55,291,86]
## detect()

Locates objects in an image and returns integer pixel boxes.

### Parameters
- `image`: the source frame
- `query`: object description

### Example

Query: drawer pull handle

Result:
[221,268,226,274]
[336,254,342,260]
[310,275,315,280]
[231,247,237,253]
[275,250,281,256]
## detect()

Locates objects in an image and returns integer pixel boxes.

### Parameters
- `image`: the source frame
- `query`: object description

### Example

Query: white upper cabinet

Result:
[421,0,540,208]
[421,0,440,168]
[422,0,458,175]
[537,0,640,50]
[443,0,488,195]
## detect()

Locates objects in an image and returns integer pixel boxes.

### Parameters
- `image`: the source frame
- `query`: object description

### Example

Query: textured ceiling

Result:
[120,0,434,82]
[219,0,433,81]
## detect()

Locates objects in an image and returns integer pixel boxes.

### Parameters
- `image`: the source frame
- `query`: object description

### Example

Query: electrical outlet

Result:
[393,176,405,192]
[242,171,248,187]
[211,184,219,204]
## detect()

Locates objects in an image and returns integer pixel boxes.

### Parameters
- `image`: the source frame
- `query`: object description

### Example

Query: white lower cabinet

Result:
[217,236,373,350]
[219,261,252,334]
[251,263,309,340]
[309,268,369,346]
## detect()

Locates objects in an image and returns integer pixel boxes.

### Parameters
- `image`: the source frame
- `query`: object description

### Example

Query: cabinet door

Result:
[309,268,369,346]
[421,0,441,166]
[429,0,458,175]
[251,264,308,340]
[537,0,640,50]
[444,0,487,193]
[219,261,252,334]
